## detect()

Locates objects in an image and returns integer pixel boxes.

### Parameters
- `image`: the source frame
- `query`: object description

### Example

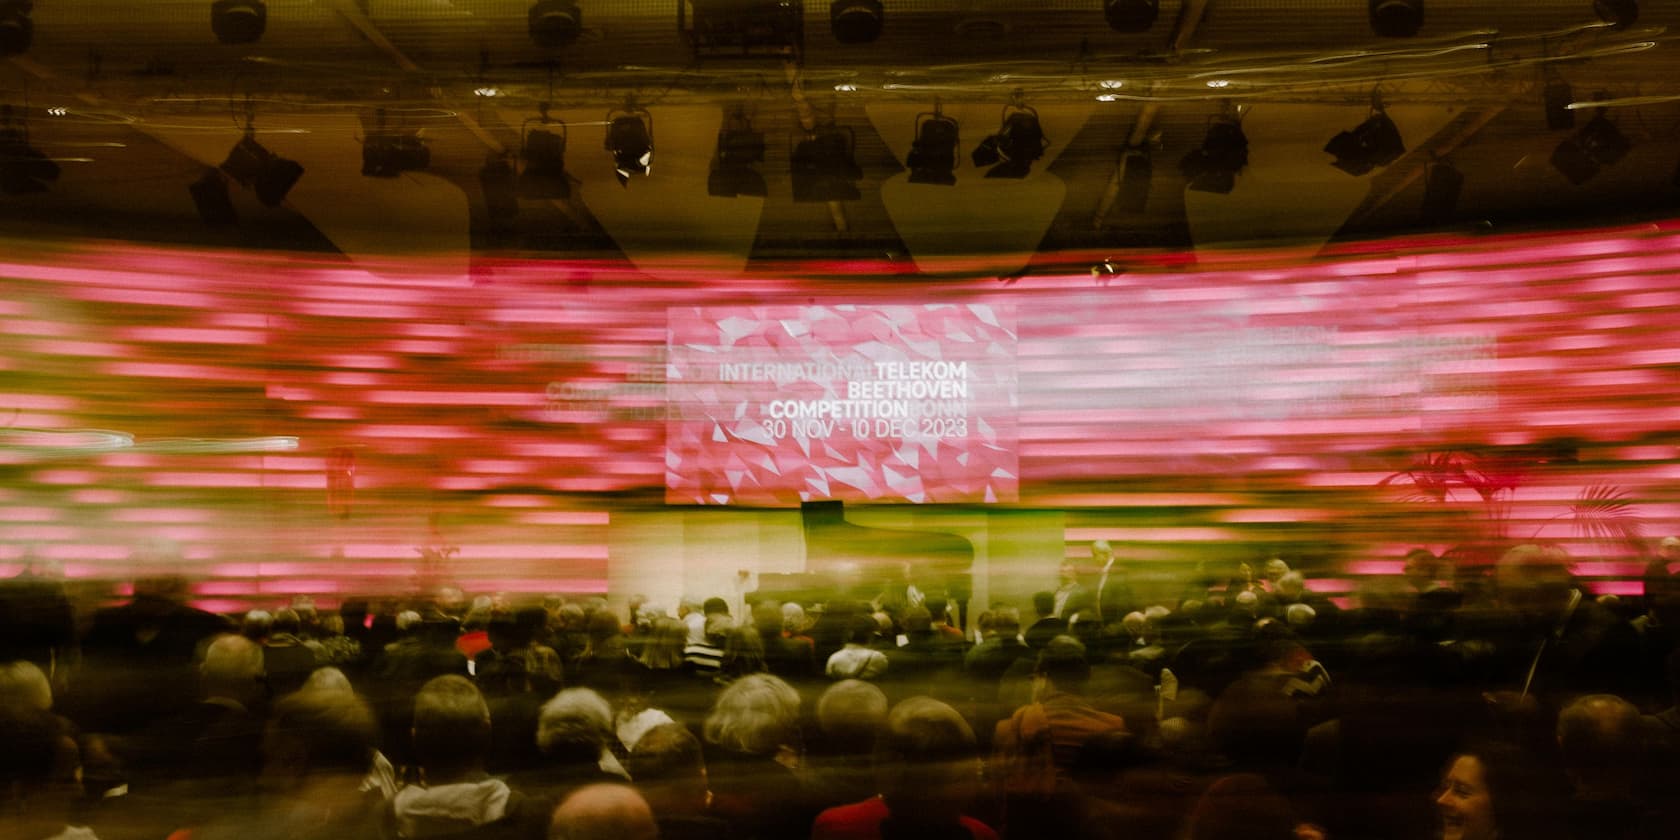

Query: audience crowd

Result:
[4,538,1680,840]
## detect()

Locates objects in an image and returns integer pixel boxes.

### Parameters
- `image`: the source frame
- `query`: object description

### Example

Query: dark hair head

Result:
[874,697,979,817]
[847,615,878,645]
[902,606,934,633]
[411,675,490,776]
[702,597,730,616]
[1556,694,1642,778]
[272,608,301,636]
[1032,591,1055,618]
[0,705,62,796]
[1446,740,1570,839]
[1034,635,1090,693]
[624,722,705,785]
[269,688,377,776]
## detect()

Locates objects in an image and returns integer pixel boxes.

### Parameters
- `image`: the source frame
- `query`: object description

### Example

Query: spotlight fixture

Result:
[0,0,31,56]
[606,100,653,187]
[518,105,570,199]
[1180,112,1247,194]
[1421,158,1462,225]
[1104,0,1159,33]
[529,0,583,49]
[188,167,238,225]
[971,92,1050,179]
[906,103,959,186]
[830,1,882,44]
[211,0,267,45]
[1550,109,1630,185]
[219,115,303,207]
[0,122,57,195]
[1324,105,1405,176]
[1369,0,1422,37]
[708,106,767,198]
[1595,0,1637,28]
[791,124,862,202]
[360,109,430,178]
[685,0,804,60]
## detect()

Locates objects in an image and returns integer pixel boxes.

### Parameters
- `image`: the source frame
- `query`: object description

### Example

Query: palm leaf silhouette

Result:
[1569,483,1644,553]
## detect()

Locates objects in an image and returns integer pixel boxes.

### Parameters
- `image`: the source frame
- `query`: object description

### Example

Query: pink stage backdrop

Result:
[5,221,1680,603]
[666,304,1019,505]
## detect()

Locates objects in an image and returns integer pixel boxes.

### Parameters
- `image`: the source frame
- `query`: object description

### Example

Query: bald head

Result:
[549,784,658,840]
[201,634,264,705]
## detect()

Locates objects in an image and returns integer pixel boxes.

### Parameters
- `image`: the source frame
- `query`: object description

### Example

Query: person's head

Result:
[751,600,783,637]
[412,675,491,781]
[1058,561,1079,585]
[846,614,878,646]
[702,597,730,617]
[875,697,981,821]
[585,610,621,644]
[1184,773,1298,840]
[1262,558,1290,583]
[1556,694,1642,789]
[1403,548,1439,587]
[396,610,423,633]
[1495,544,1576,622]
[1034,636,1091,697]
[624,723,709,816]
[1660,535,1680,564]
[992,607,1021,637]
[242,609,274,640]
[902,605,934,634]
[434,584,467,617]
[271,608,302,637]
[781,602,808,634]
[703,612,734,644]
[301,666,354,695]
[817,679,889,750]
[537,688,615,764]
[1091,539,1113,565]
[1435,742,1560,840]
[1275,572,1305,602]
[1032,590,1056,619]
[261,687,377,790]
[720,625,767,677]
[1285,603,1316,630]
[0,660,53,711]
[0,705,77,824]
[549,783,658,840]
[703,673,801,758]
[201,633,265,707]
[639,616,688,670]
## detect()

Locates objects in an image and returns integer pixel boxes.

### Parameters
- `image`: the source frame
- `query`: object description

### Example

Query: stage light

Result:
[830,1,882,44]
[792,124,862,202]
[360,109,430,178]
[211,0,266,45]
[685,0,804,60]
[219,133,302,207]
[1324,107,1405,176]
[708,107,767,198]
[0,127,58,194]
[1550,110,1630,185]
[1180,114,1247,194]
[1421,158,1462,225]
[972,93,1049,179]
[906,106,959,186]
[1595,0,1637,27]
[1369,0,1422,37]
[518,113,570,200]
[188,167,237,225]
[1104,0,1159,33]
[605,102,653,187]
[529,1,582,48]
[0,0,31,56]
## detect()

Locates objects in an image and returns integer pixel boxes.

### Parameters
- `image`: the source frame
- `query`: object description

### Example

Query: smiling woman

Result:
[1435,742,1569,840]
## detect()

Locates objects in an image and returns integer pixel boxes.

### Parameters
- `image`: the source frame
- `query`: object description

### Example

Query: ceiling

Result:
[3,1,1680,275]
